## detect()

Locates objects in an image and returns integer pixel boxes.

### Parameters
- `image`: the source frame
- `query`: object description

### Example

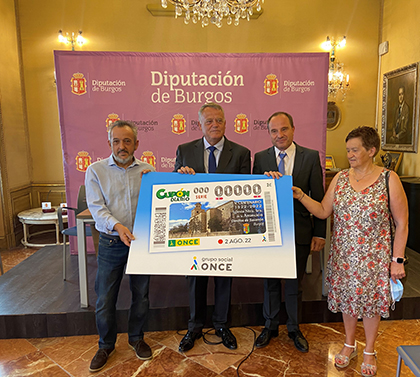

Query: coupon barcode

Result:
[264,191,276,242]
[153,207,167,247]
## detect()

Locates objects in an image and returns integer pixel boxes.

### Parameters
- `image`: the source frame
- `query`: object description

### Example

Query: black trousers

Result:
[262,243,310,332]
[187,276,232,332]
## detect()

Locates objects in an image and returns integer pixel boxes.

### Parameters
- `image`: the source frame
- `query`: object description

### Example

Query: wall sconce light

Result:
[322,35,347,51]
[322,36,350,101]
[58,30,86,51]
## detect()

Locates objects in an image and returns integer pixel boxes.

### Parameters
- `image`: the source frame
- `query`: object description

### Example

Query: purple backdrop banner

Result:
[54,51,328,251]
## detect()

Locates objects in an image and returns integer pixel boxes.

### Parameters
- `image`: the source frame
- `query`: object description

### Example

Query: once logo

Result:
[191,256,198,270]
[168,238,200,247]
[201,262,232,271]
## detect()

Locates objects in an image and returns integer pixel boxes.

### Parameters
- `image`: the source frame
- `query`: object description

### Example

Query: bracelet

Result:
[299,192,305,201]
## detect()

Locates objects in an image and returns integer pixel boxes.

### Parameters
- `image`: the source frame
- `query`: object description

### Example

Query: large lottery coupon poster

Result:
[127,172,295,278]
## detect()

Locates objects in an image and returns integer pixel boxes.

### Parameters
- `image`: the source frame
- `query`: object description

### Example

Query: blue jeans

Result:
[95,233,150,349]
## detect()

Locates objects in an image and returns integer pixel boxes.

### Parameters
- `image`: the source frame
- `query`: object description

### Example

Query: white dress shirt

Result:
[274,142,296,176]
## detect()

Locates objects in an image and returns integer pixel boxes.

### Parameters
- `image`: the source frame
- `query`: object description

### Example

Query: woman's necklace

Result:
[353,167,376,182]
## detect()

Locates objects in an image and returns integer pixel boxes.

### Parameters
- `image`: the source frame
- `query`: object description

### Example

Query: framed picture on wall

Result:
[381,63,419,152]
[325,155,336,170]
[327,101,341,131]
[380,151,403,172]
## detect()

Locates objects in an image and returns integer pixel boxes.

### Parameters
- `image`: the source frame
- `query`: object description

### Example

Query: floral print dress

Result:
[327,169,392,319]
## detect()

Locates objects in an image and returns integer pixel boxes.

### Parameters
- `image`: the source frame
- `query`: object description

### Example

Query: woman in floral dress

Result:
[292,126,408,376]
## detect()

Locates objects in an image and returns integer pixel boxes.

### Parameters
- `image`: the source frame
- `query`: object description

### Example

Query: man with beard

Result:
[85,120,155,372]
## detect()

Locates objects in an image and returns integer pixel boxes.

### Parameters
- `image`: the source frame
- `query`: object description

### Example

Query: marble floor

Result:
[0,320,419,376]
[1,242,419,376]
[0,245,38,274]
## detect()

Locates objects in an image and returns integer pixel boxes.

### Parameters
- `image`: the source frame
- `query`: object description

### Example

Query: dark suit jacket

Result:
[392,101,410,143]
[252,143,326,245]
[174,137,250,330]
[174,137,251,174]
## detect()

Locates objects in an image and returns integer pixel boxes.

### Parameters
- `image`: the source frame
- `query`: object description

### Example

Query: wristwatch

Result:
[392,257,405,264]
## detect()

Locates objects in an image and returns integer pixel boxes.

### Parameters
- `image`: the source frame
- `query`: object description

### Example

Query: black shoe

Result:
[215,328,237,350]
[179,331,202,352]
[288,330,309,353]
[89,348,115,372]
[255,328,279,348]
[129,339,153,360]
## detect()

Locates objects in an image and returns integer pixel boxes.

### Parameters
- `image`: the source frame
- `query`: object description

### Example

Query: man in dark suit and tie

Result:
[174,102,251,352]
[389,86,410,144]
[252,111,326,352]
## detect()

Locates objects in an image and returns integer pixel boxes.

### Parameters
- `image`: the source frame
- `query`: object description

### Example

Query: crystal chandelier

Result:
[160,0,264,27]
[322,36,350,101]
[328,59,350,100]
